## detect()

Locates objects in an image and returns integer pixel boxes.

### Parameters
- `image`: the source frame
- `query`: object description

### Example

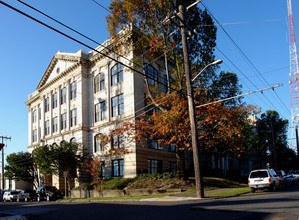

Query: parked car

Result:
[288,170,299,179]
[36,186,63,201]
[275,170,286,187]
[284,173,299,186]
[3,191,19,202]
[248,169,280,193]
[17,189,38,202]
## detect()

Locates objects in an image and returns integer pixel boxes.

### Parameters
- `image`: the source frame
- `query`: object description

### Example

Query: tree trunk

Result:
[176,148,186,179]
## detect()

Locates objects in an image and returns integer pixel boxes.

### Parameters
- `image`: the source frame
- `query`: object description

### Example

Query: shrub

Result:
[126,178,194,190]
[102,178,134,190]
[136,172,173,180]
[75,182,95,190]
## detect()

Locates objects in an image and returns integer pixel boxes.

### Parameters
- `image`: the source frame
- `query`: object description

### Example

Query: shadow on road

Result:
[0,186,298,220]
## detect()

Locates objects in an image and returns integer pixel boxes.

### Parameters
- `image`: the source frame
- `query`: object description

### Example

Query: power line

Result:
[201,2,291,117]
[0,0,170,89]
[196,84,283,108]
[215,46,284,115]
[91,0,111,13]
[16,0,176,89]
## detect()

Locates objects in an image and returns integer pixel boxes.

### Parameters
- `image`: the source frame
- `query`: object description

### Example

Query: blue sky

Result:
[0,0,298,159]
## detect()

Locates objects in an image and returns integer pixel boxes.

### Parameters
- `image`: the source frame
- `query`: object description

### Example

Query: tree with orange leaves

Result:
[106,0,217,94]
[104,1,259,179]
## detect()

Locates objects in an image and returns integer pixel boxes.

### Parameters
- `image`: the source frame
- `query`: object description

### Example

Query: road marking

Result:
[156,199,177,201]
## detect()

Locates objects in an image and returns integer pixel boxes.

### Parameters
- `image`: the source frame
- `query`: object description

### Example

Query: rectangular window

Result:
[95,74,105,93]
[32,110,37,123]
[112,159,124,177]
[45,120,50,135]
[144,94,157,115]
[32,129,37,142]
[100,74,105,90]
[94,134,103,152]
[61,87,66,104]
[150,139,163,150]
[111,64,123,85]
[70,108,77,127]
[38,107,41,120]
[45,97,50,112]
[112,134,124,149]
[145,64,158,86]
[61,113,67,130]
[70,81,77,100]
[95,101,106,122]
[169,161,177,177]
[169,143,176,152]
[100,163,105,178]
[163,74,168,93]
[52,93,57,109]
[111,94,124,117]
[52,117,58,133]
[148,159,162,174]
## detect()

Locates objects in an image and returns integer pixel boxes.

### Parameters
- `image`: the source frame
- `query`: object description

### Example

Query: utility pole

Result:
[179,4,204,198]
[0,136,11,190]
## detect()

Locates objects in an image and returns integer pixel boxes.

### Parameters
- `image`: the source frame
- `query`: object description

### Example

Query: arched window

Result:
[111,64,123,85]
[94,134,103,152]
[94,75,100,93]
[94,74,105,93]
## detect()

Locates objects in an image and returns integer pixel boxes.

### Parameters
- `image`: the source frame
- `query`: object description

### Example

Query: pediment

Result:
[36,52,85,90]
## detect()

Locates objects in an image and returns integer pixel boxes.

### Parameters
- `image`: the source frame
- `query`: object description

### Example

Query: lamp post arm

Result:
[192,59,223,82]
[191,63,212,82]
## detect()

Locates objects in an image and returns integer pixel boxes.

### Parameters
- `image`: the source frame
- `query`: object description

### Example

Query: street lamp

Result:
[192,59,223,82]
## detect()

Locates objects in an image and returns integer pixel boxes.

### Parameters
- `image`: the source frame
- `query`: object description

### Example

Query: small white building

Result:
[25,34,176,189]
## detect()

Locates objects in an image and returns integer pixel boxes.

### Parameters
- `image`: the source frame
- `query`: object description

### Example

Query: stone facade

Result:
[26,37,176,188]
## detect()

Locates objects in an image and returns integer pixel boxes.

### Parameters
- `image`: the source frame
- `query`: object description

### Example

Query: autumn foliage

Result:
[133,91,259,156]
[85,160,105,191]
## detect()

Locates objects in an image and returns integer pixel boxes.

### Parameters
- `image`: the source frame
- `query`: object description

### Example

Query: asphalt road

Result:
[1,186,299,220]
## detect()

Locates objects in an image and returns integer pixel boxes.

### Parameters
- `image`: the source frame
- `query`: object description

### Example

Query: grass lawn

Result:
[206,187,251,197]
[64,176,248,201]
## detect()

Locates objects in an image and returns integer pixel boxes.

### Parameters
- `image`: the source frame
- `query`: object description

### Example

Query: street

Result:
[1,186,299,220]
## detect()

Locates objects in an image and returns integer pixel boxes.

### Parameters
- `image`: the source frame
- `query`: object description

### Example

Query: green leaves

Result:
[4,151,36,186]
[32,141,88,178]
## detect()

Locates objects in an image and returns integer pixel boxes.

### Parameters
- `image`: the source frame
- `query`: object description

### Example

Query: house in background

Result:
[0,174,31,191]
[25,32,177,190]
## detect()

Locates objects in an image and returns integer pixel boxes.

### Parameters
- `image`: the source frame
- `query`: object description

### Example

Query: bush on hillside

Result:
[126,178,194,190]
[102,178,134,190]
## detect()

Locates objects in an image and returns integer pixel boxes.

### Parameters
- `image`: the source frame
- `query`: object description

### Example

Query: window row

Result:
[94,63,161,94]
[97,160,124,178]
[149,139,176,152]
[94,133,124,152]
[33,108,77,139]
[148,159,176,176]
[94,135,175,153]
[94,94,124,123]
[95,159,176,178]
[94,64,123,94]
[44,81,77,113]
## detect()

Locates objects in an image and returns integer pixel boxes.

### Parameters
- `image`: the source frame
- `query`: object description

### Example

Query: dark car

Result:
[36,186,63,201]
[284,173,298,186]
[17,189,38,202]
